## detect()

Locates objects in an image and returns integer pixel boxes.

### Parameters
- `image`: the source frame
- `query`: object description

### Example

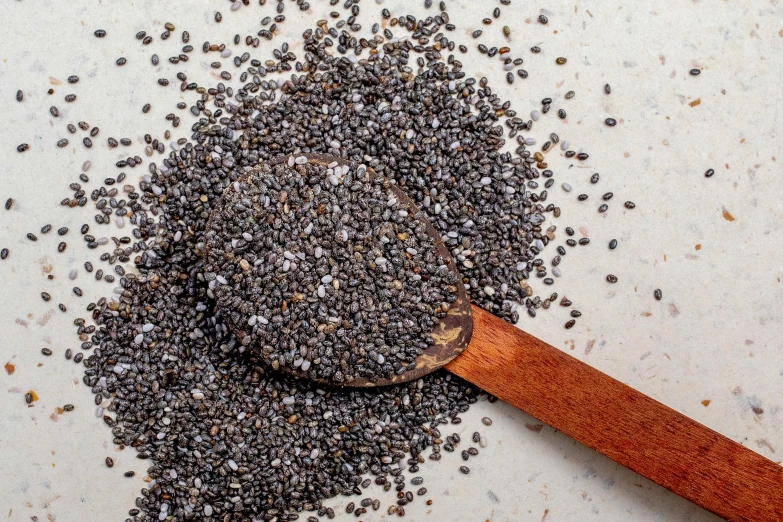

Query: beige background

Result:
[1,1,781,520]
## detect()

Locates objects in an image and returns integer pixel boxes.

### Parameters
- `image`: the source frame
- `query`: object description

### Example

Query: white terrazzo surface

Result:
[1,1,782,521]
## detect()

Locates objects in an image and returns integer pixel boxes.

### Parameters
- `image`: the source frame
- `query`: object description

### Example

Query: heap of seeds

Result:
[68,6,571,519]
[204,157,457,384]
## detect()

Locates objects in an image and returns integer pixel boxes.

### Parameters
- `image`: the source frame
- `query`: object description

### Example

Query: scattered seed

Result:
[24,13,640,521]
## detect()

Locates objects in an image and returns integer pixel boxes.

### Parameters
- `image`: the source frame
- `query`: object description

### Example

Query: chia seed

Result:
[29,6,630,520]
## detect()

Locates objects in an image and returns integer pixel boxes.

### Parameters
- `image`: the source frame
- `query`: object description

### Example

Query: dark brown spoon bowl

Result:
[204,153,473,387]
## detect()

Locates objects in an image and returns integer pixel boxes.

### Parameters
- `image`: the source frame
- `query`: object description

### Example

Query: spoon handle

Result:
[446,305,783,522]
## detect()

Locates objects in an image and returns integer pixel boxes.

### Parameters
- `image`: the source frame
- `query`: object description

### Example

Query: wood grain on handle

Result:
[446,305,783,522]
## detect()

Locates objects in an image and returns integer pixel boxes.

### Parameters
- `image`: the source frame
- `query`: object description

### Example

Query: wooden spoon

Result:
[219,154,783,521]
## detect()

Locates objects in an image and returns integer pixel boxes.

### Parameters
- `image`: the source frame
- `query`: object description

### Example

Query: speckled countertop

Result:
[1,1,781,521]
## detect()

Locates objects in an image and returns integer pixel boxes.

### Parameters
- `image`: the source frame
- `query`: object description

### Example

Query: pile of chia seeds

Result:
[204,157,457,384]
[6,0,639,520]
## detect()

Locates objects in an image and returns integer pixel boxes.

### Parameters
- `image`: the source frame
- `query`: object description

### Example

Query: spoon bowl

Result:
[206,153,473,387]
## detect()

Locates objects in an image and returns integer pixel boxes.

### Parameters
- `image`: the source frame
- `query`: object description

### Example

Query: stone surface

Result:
[1,1,781,521]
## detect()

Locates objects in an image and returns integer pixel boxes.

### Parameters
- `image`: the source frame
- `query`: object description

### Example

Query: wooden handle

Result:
[446,305,783,522]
